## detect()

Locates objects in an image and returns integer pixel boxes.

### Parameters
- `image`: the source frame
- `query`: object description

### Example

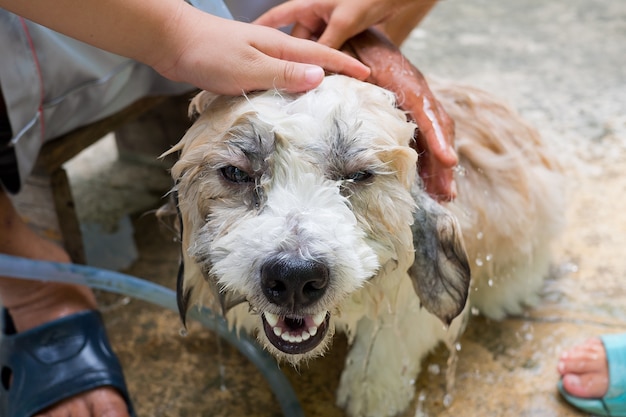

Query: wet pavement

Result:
[61,0,626,416]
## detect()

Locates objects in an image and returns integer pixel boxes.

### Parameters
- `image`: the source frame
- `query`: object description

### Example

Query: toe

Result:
[562,372,609,399]
[34,387,130,417]
[558,338,606,375]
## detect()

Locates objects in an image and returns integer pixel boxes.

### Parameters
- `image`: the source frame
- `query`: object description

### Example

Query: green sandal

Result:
[558,333,626,417]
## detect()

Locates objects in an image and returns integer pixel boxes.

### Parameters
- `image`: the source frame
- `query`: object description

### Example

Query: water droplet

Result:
[409,378,416,386]
[558,261,579,275]
[471,307,480,316]
[415,391,428,417]
[443,393,454,407]
[428,364,441,375]
[179,327,188,337]
[475,258,483,267]
[455,343,462,351]
[219,364,227,391]
[485,253,493,262]
[453,165,467,177]
[488,279,494,287]
[476,231,484,240]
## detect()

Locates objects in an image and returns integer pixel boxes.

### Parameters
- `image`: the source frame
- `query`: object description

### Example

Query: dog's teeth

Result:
[265,312,279,327]
[277,330,312,344]
[270,312,326,344]
[312,311,327,326]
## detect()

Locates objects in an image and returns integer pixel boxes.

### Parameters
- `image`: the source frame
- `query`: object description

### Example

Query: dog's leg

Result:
[336,277,465,417]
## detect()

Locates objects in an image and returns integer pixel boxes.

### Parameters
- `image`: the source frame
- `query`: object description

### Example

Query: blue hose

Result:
[0,254,303,417]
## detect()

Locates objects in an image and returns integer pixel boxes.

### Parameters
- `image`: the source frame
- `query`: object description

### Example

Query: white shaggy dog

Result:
[165,75,563,417]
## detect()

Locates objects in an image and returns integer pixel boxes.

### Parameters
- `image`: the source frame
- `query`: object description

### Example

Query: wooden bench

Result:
[11,94,192,264]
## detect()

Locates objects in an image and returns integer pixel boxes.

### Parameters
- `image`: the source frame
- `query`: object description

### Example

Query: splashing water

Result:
[453,165,467,177]
[428,364,441,375]
[215,336,228,391]
[414,390,428,417]
[444,340,460,408]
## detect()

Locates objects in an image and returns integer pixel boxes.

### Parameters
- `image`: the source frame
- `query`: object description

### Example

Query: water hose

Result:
[0,254,304,417]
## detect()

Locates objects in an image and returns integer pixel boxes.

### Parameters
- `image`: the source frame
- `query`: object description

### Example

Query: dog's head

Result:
[166,75,470,362]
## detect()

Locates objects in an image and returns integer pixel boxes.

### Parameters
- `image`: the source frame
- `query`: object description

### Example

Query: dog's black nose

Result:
[261,258,329,308]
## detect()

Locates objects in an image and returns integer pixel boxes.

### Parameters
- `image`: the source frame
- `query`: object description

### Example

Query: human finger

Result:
[244,34,370,93]
[345,28,457,200]
[254,1,322,31]
[317,6,379,49]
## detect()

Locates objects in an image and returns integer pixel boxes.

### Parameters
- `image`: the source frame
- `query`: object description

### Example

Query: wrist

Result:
[142,3,218,84]
[137,0,188,77]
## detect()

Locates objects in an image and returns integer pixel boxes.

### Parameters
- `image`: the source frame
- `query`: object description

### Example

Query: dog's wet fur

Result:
[162,75,563,417]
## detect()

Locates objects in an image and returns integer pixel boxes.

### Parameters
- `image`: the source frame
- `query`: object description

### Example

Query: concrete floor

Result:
[62,0,626,416]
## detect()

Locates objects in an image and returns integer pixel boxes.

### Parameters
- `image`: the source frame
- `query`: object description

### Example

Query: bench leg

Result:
[10,167,86,264]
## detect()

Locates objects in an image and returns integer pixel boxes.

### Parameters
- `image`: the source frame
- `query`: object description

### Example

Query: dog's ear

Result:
[189,90,219,120]
[409,189,471,325]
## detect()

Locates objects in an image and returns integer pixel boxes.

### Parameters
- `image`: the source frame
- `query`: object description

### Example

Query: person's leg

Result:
[0,190,130,417]
[558,337,610,398]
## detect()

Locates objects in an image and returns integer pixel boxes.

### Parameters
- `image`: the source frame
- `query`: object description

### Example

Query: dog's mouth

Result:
[262,311,330,355]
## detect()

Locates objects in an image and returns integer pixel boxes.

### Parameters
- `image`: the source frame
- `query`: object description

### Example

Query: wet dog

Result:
[164,75,563,417]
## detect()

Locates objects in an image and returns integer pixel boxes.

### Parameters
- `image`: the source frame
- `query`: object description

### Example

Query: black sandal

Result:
[0,309,136,417]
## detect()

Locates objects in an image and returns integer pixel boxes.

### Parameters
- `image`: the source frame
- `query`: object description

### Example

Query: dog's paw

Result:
[336,361,415,417]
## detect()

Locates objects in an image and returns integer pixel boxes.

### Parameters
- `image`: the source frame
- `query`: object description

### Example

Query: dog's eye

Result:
[221,166,253,183]
[344,170,373,182]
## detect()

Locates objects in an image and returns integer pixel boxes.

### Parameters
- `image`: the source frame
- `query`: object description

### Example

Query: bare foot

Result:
[33,387,130,417]
[558,337,609,398]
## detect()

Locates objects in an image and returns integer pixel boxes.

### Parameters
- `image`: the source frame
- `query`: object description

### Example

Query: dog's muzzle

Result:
[260,257,332,355]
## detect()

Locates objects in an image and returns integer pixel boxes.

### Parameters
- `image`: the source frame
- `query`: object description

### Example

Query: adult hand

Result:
[344,29,457,202]
[255,0,417,49]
